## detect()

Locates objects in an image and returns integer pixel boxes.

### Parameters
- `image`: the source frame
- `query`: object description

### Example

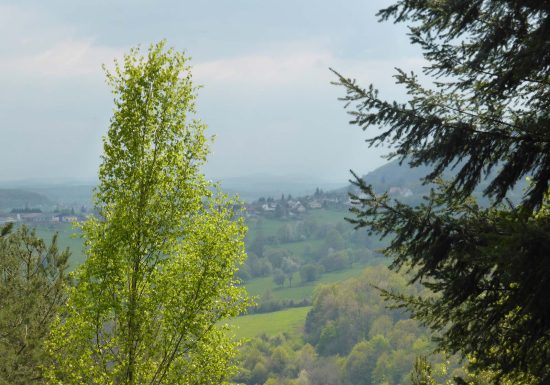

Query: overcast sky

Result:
[0,0,423,184]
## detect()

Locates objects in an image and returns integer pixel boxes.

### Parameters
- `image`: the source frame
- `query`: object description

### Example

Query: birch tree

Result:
[46,41,249,385]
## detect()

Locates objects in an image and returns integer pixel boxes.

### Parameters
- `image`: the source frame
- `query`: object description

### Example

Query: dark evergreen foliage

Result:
[349,180,549,383]
[334,0,550,210]
[0,226,70,384]
[334,1,550,384]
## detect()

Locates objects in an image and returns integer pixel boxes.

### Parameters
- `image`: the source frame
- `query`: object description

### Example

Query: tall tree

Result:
[45,42,249,385]
[333,1,550,384]
[0,225,70,385]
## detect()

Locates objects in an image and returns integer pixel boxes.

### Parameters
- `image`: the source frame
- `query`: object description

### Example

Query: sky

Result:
[0,0,424,184]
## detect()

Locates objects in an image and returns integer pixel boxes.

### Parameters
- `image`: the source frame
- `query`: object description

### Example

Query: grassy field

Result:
[27,208,351,270]
[29,218,374,303]
[245,207,350,240]
[228,306,311,340]
[245,263,370,302]
[32,223,85,269]
[308,208,350,226]
[245,216,283,240]
[272,239,323,258]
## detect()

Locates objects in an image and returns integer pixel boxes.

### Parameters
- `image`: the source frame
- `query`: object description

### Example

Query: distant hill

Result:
[345,159,527,205]
[0,189,52,212]
[357,160,436,195]
[216,174,347,202]
[28,185,95,207]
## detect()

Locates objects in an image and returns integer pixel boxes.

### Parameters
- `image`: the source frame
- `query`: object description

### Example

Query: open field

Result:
[32,223,85,269]
[228,306,311,340]
[307,208,350,226]
[245,207,350,241]
[245,262,371,302]
[29,207,353,272]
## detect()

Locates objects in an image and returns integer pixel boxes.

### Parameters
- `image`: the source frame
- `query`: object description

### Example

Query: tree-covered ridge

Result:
[236,265,456,385]
[0,189,51,212]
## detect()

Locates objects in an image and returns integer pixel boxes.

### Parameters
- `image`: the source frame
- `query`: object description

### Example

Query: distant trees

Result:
[320,250,351,272]
[299,263,322,284]
[45,42,249,385]
[236,266,449,385]
[240,207,382,298]
[273,268,286,287]
[334,1,550,383]
[0,225,70,384]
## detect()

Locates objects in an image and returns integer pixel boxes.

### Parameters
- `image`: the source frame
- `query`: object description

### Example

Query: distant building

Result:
[0,216,17,224]
[388,186,413,198]
[261,203,275,212]
[308,200,322,209]
[59,215,79,223]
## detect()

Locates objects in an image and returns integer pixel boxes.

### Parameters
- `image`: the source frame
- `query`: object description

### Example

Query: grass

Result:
[245,207,350,241]
[32,223,86,269]
[245,263,369,302]
[227,306,311,340]
[24,208,350,271]
[274,239,323,257]
[307,208,349,226]
[245,216,284,240]
[24,209,373,340]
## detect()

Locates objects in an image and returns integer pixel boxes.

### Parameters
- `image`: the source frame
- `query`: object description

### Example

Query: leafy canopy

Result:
[46,41,249,385]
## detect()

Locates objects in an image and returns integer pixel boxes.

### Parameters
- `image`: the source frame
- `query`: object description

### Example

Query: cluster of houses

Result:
[243,190,348,218]
[0,209,84,225]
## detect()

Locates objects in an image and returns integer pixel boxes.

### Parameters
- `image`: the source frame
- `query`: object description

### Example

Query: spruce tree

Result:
[333,2,550,384]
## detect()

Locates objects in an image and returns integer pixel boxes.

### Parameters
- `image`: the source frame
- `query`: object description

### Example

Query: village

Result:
[0,208,87,226]
[242,188,350,219]
[0,188,352,226]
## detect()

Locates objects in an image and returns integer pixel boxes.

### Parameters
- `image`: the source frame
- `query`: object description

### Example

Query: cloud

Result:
[194,49,332,85]
[0,4,123,80]
[0,39,123,79]
[193,45,426,92]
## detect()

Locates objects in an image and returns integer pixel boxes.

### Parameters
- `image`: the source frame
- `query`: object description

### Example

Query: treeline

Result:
[234,265,458,385]
[240,214,383,286]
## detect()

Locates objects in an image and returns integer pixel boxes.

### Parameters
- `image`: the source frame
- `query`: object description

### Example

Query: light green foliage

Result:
[305,266,412,356]
[236,265,452,385]
[0,225,70,385]
[410,356,537,385]
[45,42,249,385]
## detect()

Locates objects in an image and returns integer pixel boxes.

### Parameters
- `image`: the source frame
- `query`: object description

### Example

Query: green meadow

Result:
[33,223,85,269]
[245,262,370,302]
[228,306,311,340]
